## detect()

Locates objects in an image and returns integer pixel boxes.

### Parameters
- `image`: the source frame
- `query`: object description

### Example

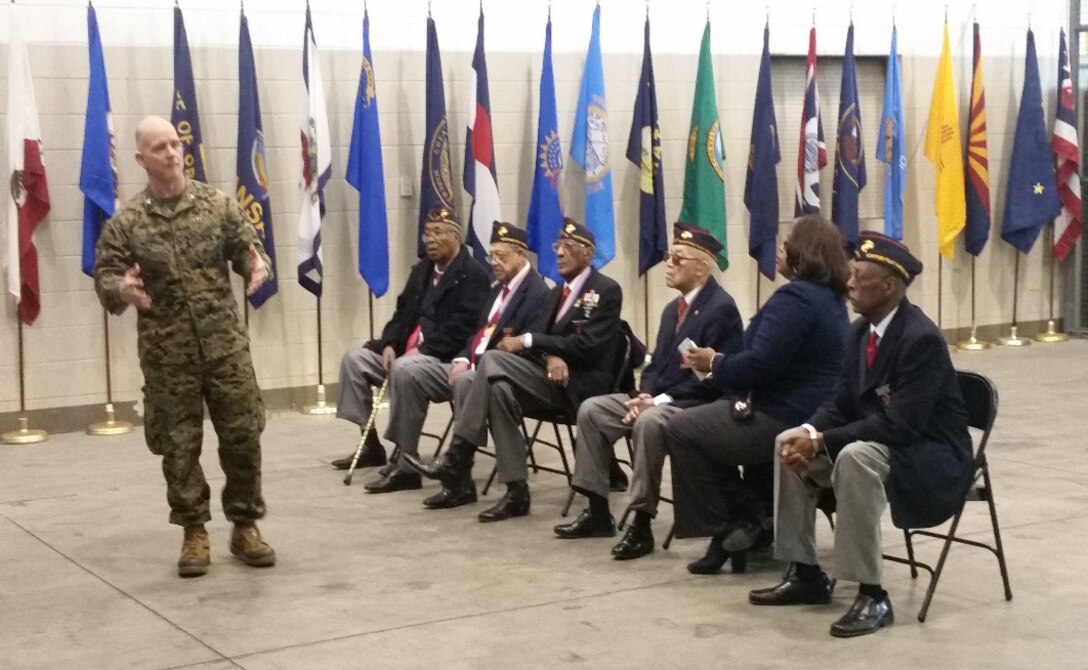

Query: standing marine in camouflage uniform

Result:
[94,116,275,578]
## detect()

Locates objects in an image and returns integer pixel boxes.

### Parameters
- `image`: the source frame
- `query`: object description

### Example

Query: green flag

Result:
[679,22,728,269]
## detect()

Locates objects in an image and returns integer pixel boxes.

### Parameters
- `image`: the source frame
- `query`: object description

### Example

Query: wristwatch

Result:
[800,423,823,456]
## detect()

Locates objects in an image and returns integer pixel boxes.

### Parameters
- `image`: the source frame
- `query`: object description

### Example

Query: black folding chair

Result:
[883,370,1012,622]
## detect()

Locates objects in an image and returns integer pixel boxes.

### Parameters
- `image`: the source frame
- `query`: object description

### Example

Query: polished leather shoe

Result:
[748,572,834,606]
[611,524,655,560]
[554,508,616,539]
[830,593,894,637]
[609,460,629,492]
[478,485,530,522]
[422,478,478,509]
[363,469,422,494]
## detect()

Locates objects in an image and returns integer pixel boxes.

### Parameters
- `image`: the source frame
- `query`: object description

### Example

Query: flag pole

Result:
[2,319,48,444]
[303,294,336,414]
[754,267,761,308]
[368,289,376,341]
[956,255,990,350]
[642,274,650,348]
[1035,226,1069,342]
[997,253,1030,345]
[937,255,943,334]
[86,308,134,435]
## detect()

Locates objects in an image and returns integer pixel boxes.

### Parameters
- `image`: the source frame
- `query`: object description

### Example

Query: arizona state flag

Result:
[964,21,991,257]
[924,23,966,260]
[172,5,208,183]
[237,8,277,308]
[626,14,667,276]
[5,5,50,325]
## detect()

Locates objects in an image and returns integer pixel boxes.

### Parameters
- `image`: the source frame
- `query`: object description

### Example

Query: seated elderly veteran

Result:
[395,222,550,509]
[330,206,489,493]
[668,216,849,574]
[551,223,743,555]
[748,231,972,639]
[409,219,622,522]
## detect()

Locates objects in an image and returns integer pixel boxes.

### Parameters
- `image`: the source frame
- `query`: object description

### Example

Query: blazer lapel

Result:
[494,278,524,333]
[552,270,596,333]
[675,277,717,343]
[862,300,909,392]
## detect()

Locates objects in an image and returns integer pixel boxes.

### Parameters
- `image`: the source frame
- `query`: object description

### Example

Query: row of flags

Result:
[4,5,1084,326]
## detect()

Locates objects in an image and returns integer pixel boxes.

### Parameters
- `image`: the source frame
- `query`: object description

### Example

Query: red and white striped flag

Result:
[5,7,51,325]
[1052,28,1082,261]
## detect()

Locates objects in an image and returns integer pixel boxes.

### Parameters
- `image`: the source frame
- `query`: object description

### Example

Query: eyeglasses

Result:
[665,252,699,265]
[421,228,455,242]
[552,240,588,253]
[487,250,514,263]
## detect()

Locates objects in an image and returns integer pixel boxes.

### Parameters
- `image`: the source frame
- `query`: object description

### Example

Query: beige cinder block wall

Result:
[0,0,1073,419]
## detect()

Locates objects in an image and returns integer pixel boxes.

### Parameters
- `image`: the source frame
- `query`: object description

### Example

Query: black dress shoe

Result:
[609,460,629,492]
[748,572,834,606]
[332,432,387,470]
[830,593,894,637]
[611,524,655,560]
[478,484,530,522]
[720,518,767,553]
[363,469,422,494]
[422,477,478,509]
[685,534,747,574]
[554,509,616,539]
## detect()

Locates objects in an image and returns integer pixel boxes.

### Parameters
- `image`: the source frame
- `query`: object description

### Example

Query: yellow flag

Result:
[924,24,966,260]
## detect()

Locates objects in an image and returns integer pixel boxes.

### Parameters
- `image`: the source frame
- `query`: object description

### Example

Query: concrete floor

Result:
[2,340,1087,669]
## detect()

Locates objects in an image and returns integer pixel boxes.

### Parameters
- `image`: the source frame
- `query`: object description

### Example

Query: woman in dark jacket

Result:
[666,216,850,574]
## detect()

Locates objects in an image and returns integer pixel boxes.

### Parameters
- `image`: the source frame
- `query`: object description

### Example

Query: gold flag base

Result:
[996,325,1031,347]
[87,404,135,436]
[1034,320,1069,343]
[956,327,991,351]
[2,416,48,445]
[303,384,337,415]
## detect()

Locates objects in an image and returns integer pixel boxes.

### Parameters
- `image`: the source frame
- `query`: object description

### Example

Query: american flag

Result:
[795,26,826,216]
[1052,28,1082,261]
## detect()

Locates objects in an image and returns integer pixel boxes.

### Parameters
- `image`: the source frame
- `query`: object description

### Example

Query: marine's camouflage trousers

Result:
[142,349,267,527]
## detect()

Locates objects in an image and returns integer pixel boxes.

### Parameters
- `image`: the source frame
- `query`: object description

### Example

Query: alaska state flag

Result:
[526,19,564,283]
[744,22,780,280]
[346,9,389,297]
[418,16,455,257]
[237,9,277,308]
[877,25,906,240]
[831,23,865,248]
[464,9,501,267]
[80,3,118,278]
[626,15,667,276]
[171,5,208,183]
[570,5,615,268]
[1001,29,1061,254]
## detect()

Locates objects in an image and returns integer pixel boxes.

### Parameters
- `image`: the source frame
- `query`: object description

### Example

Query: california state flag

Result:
[5,7,50,325]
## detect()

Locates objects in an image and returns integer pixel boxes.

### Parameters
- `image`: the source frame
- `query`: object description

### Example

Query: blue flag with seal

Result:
[346,9,389,297]
[877,25,906,240]
[237,9,277,308]
[570,5,615,268]
[626,14,667,277]
[1001,29,1061,254]
[526,17,564,283]
[744,22,780,280]
[172,5,208,183]
[831,22,865,248]
[418,15,455,258]
[80,3,117,278]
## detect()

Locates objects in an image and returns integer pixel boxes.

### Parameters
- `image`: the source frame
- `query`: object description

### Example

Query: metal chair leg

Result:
[482,464,498,496]
[917,508,966,622]
[903,528,919,579]
[982,462,1013,601]
[663,523,676,550]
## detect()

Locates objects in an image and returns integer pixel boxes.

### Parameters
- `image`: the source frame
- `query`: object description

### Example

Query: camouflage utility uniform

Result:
[94,180,272,528]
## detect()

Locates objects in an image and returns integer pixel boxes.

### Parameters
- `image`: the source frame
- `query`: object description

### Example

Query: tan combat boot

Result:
[178,525,210,578]
[230,522,276,567]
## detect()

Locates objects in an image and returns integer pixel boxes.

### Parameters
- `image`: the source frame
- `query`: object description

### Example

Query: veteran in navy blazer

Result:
[397,222,550,509]
[331,207,490,489]
[670,216,850,574]
[420,219,623,523]
[553,224,743,557]
[750,231,972,639]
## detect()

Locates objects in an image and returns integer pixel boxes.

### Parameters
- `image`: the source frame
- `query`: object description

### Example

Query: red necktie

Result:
[469,287,510,365]
[433,269,444,286]
[553,285,572,324]
[676,297,689,329]
[866,330,879,368]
